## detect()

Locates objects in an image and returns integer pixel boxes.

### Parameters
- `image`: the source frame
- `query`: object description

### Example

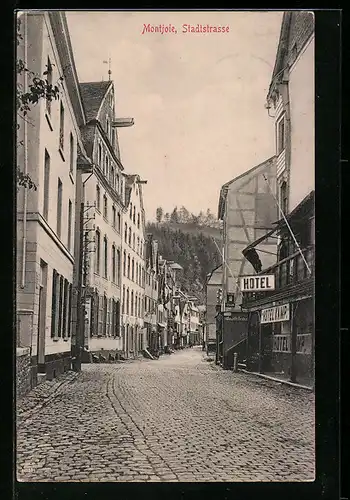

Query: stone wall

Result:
[16,348,32,400]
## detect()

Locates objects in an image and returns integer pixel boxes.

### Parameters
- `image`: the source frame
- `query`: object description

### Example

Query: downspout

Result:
[21,11,28,289]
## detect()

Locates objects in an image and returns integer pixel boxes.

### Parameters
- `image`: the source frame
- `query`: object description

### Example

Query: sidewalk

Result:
[16,370,81,424]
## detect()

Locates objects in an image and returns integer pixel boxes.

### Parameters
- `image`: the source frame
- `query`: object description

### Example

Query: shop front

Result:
[245,295,314,387]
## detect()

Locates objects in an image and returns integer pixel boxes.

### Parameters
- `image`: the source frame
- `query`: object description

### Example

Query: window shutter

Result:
[51,270,57,337]
[58,275,63,337]
[67,283,72,337]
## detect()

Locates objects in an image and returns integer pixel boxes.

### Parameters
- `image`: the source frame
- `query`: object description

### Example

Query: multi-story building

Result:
[77,80,127,361]
[205,265,223,354]
[16,11,90,391]
[121,174,147,358]
[144,233,159,353]
[241,11,315,388]
[217,157,277,369]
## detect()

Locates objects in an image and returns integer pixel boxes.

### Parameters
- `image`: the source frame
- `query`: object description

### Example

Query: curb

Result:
[238,369,314,391]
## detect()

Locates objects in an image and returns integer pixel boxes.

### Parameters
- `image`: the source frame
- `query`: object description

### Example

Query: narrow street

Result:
[17,347,315,482]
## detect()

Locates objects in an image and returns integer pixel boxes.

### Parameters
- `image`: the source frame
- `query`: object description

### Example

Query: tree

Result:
[179,206,190,224]
[156,207,163,223]
[170,206,179,223]
[16,17,63,190]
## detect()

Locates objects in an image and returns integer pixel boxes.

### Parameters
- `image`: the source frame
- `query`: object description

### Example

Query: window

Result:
[127,255,131,278]
[46,57,53,115]
[104,236,108,278]
[43,150,50,220]
[280,181,288,215]
[130,203,133,219]
[117,212,121,232]
[133,206,136,224]
[123,251,126,276]
[128,228,132,246]
[96,185,101,211]
[122,286,125,314]
[57,178,63,238]
[137,213,140,229]
[131,291,134,316]
[59,102,65,151]
[132,233,135,250]
[69,133,74,174]
[132,259,135,281]
[98,143,102,167]
[95,230,101,274]
[137,237,140,254]
[112,245,116,282]
[116,174,120,193]
[67,200,72,251]
[111,166,115,188]
[105,155,109,177]
[124,223,128,241]
[103,195,108,219]
[277,116,285,154]
[116,249,121,285]
[112,205,116,228]
[126,289,130,314]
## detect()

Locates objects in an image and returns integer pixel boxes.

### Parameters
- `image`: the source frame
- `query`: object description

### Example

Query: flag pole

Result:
[262,174,312,275]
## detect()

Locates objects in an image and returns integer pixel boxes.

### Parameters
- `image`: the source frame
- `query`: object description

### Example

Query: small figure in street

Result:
[202,341,205,351]
[189,342,193,348]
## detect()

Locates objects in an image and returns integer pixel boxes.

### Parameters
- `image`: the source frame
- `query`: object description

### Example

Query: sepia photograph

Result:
[16,9,315,483]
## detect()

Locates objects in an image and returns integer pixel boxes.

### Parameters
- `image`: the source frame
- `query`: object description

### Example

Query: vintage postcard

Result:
[16,10,316,483]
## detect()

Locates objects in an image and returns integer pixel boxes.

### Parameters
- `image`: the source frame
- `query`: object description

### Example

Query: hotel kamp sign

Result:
[261,304,290,324]
[240,275,275,292]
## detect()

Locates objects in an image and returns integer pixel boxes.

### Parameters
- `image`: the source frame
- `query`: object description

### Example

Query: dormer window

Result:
[106,116,110,138]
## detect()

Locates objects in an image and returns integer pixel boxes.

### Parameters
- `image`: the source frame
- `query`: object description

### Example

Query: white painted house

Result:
[16,11,88,382]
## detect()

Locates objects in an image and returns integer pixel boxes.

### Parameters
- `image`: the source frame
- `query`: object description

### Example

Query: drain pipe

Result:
[21,11,28,289]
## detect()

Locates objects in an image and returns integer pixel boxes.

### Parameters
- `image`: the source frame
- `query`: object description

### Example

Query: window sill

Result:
[45,112,53,131]
[59,147,65,162]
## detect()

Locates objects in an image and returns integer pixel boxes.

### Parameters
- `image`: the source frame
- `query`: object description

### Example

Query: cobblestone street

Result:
[17,347,315,482]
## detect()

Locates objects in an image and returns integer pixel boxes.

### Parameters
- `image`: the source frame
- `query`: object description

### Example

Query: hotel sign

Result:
[240,275,275,292]
[261,304,290,324]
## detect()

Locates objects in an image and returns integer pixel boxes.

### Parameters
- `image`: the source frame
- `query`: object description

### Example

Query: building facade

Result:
[205,265,223,353]
[121,174,147,358]
[16,11,88,385]
[144,234,159,354]
[217,157,277,368]
[78,80,125,361]
[241,11,315,388]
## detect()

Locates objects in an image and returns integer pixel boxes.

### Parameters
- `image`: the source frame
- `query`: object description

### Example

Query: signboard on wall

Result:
[240,274,275,292]
[261,303,290,324]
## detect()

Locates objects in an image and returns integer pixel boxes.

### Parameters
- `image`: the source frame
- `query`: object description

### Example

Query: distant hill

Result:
[164,222,222,242]
[146,221,222,303]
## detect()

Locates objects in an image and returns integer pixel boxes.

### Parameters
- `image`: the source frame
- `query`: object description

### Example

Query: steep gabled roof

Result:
[218,156,276,219]
[267,11,314,101]
[79,81,112,122]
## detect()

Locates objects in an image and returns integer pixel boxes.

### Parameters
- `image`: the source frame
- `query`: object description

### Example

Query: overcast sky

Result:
[66,10,283,221]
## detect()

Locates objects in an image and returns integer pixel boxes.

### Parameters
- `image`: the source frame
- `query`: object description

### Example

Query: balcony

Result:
[242,245,314,308]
